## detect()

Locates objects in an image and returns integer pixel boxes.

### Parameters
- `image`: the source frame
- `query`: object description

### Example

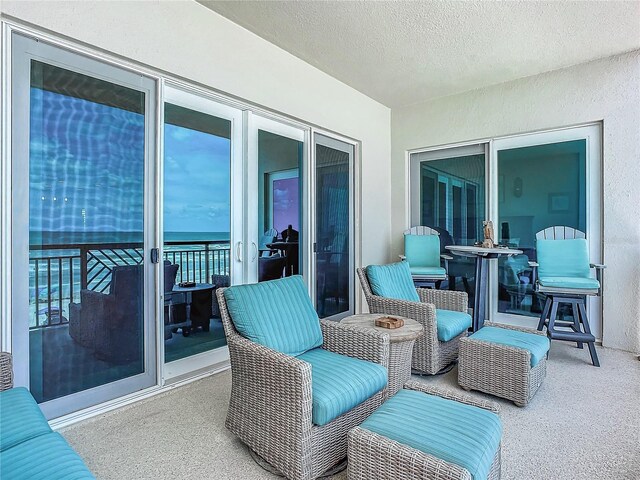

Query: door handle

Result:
[251,241,258,262]
[236,241,243,262]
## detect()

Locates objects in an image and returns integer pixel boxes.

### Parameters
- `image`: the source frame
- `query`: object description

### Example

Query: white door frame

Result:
[159,83,244,382]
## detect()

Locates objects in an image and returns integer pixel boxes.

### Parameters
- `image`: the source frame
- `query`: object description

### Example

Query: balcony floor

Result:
[60,342,640,479]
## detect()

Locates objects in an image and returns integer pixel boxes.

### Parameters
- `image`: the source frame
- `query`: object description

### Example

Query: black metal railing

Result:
[29,240,230,329]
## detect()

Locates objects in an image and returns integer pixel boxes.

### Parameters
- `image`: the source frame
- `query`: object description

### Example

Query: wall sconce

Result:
[513,177,523,198]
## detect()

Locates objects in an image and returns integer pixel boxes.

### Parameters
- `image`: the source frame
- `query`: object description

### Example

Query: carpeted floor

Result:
[61,341,640,480]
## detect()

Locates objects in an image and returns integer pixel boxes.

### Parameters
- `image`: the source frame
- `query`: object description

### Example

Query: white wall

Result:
[391,50,640,353]
[0,0,392,304]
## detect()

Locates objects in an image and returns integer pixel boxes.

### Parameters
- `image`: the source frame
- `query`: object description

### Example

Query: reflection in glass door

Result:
[11,34,157,419]
[314,134,354,320]
[161,86,243,379]
[247,115,306,284]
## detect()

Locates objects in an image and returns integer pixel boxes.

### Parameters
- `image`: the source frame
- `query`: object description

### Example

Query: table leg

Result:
[183,292,192,336]
[472,257,489,332]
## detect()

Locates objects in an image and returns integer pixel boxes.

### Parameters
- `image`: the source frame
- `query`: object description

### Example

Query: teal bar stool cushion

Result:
[223,275,323,357]
[409,266,447,277]
[470,326,550,366]
[0,432,95,480]
[538,276,600,290]
[436,309,472,341]
[366,262,420,302]
[404,235,441,268]
[297,348,388,426]
[0,387,52,452]
[537,238,592,279]
[360,389,502,480]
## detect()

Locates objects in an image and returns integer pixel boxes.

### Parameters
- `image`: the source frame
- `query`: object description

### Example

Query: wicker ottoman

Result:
[348,381,502,480]
[458,322,550,407]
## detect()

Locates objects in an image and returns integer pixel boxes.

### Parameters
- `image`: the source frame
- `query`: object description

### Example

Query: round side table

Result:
[341,314,423,395]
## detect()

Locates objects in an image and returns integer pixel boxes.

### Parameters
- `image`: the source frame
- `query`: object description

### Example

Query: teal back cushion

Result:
[404,234,440,268]
[537,238,591,278]
[367,262,420,302]
[223,275,323,357]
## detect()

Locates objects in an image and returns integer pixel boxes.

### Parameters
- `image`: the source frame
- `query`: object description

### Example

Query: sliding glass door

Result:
[246,114,307,285]
[10,34,157,419]
[161,86,243,380]
[490,125,602,337]
[313,133,355,320]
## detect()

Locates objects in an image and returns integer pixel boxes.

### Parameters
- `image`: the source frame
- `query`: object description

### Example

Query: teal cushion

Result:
[0,432,94,479]
[0,387,51,452]
[538,276,600,290]
[537,238,591,279]
[409,266,447,277]
[366,262,420,302]
[297,348,387,426]
[436,309,472,341]
[360,389,501,480]
[223,276,323,357]
[470,326,550,366]
[404,235,441,268]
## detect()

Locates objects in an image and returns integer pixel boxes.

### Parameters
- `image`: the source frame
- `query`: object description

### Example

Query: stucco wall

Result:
[391,50,640,353]
[0,0,392,300]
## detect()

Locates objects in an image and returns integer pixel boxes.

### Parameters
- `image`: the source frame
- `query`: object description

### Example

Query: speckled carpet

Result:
[61,341,640,479]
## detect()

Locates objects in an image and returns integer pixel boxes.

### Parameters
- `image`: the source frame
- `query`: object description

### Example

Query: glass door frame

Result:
[9,32,159,419]
[488,124,603,337]
[311,131,357,321]
[245,112,310,288]
[159,82,244,382]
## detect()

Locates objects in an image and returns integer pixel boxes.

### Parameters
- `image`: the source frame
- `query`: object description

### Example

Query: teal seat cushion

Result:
[470,326,550,366]
[538,276,600,290]
[367,262,420,302]
[436,309,472,342]
[223,275,323,357]
[0,387,51,452]
[297,348,387,426]
[360,389,501,480]
[409,266,447,277]
[537,238,591,279]
[405,235,441,268]
[0,432,94,479]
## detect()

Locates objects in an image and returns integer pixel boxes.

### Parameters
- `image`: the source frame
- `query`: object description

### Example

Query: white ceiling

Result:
[198,0,640,108]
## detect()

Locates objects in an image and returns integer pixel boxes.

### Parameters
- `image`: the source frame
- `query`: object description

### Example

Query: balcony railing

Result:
[29,240,230,329]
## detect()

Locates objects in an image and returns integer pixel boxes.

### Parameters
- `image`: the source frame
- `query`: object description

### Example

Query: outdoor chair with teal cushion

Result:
[358,263,471,375]
[530,226,604,366]
[399,226,450,288]
[217,276,389,480]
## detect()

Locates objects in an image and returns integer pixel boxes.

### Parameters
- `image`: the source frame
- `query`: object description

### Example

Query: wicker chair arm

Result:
[417,288,468,313]
[320,319,390,368]
[483,321,547,337]
[0,352,13,391]
[404,380,501,414]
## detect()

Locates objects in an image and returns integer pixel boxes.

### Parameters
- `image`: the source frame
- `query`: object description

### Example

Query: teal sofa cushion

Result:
[366,262,420,302]
[409,266,447,277]
[538,276,600,290]
[223,276,323,357]
[405,235,440,268]
[0,387,51,452]
[470,326,550,366]
[0,432,95,479]
[360,389,501,480]
[297,348,387,426]
[436,309,472,341]
[537,238,591,279]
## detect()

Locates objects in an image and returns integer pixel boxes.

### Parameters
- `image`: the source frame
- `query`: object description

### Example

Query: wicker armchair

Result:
[0,352,13,392]
[216,288,389,480]
[357,267,468,375]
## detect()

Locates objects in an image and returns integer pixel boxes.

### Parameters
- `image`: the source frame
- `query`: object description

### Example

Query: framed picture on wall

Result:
[548,193,570,213]
[267,168,300,233]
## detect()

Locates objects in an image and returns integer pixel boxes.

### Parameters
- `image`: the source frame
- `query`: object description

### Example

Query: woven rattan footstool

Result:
[347,381,502,480]
[458,322,550,407]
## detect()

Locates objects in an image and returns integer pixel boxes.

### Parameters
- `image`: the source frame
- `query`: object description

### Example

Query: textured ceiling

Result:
[198,0,640,108]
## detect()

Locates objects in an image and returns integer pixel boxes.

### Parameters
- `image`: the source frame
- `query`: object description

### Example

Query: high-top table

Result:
[341,313,423,395]
[445,245,523,332]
